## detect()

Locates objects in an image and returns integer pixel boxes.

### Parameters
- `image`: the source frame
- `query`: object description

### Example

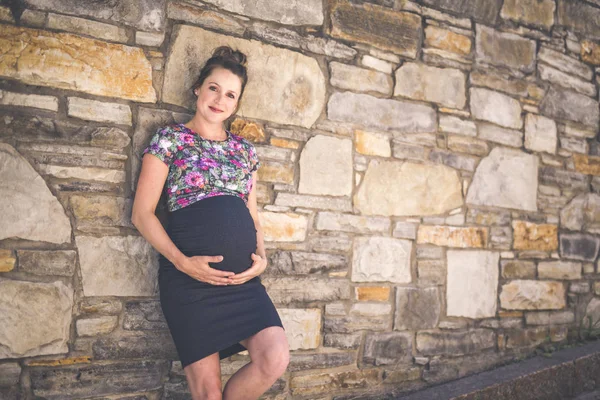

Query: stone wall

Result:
[1,0,600,398]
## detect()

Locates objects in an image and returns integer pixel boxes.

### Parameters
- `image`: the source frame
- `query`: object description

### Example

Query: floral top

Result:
[143,124,260,212]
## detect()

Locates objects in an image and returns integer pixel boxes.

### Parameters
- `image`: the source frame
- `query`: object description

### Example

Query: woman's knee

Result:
[258,343,289,378]
[189,380,222,400]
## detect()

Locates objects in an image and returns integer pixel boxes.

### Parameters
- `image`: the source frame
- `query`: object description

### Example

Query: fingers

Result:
[206,255,224,263]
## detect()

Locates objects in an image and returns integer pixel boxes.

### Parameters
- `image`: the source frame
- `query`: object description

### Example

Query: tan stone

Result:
[330,62,393,95]
[38,164,126,184]
[500,280,565,310]
[291,368,380,397]
[417,226,488,248]
[356,286,390,301]
[67,97,132,126]
[70,195,132,228]
[425,25,472,56]
[47,13,128,43]
[257,161,294,184]
[573,154,600,176]
[163,25,326,128]
[582,40,600,66]
[316,212,390,234]
[329,2,421,58]
[278,309,321,350]
[512,221,558,251]
[0,25,155,102]
[355,160,463,216]
[167,2,245,35]
[201,0,323,25]
[355,130,391,157]
[0,249,15,272]
[76,316,118,337]
[270,137,300,149]
[501,260,536,279]
[500,0,555,30]
[538,261,582,280]
[0,89,58,111]
[259,212,307,242]
[230,118,265,143]
[475,24,536,73]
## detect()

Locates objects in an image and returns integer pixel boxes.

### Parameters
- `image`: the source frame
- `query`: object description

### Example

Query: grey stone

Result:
[0,362,21,386]
[477,123,524,148]
[363,332,413,365]
[539,64,597,97]
[392,142,428,161]
[584,298,600,329]
[525,311,575,325]
[561,193,600,232]
[275,193,352,212]
[540,86,600,129]
[420,0,502,24]
[76,236,159,297]
[500,0,556,30]
[270,251,347,275]
[163,25,326,129]
[416,329,495,356]
[299,135,353,196]
[525,114,557,154]
[470,88,523,129]
[355,160,463,216]
[538,261,582,280]
[447,250,499,319]
[393,222,418,240]
[18,250,76,276]
[324,314,390,333]
[90,127,131,150]
[315,212,391,234]
[447,135,489,157]
[570,282,590,293]
[328,92,436,133]
[124,301,168,330]
[352,237,412,283]
[429,150,477,171]
[23,0,166,31]
[289,352,354,372]
[331,62,393,95]
[29,361,169,399]
[418,260,446,284]
[466,147,538,212]
[394,63,466,109]
[466,209,511,226]
[557,0,600,40]
[475,24,536,73]
[500,280,566,310]
[324,333,362,349]
[501,260,536,279]
[504,327,549,348]
[541,167,589,190]
[167,2,245,35]
[47,13,129,43]
[490,226,513,250]
[539,46,594,81]
[560,136,589,154]
[0,280,73,358]
[0,143,72,244]
[310,235,353,253]
[201,0,322,25]
[560,233,600,261]
[263,277,350,304]
[440,115,477,136]
[93,332,177,360]
[395,287,440,330]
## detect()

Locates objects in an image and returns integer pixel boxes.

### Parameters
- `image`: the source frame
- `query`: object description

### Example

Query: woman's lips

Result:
[209,106,223,113]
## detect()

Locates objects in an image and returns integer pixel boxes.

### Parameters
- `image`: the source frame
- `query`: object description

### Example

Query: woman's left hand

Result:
[230,253,267,285]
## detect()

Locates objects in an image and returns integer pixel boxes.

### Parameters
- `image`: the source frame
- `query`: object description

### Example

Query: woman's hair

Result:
[191,46,248,105]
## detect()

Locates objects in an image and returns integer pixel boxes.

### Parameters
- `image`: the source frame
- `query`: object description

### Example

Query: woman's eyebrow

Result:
[208,81,238,95]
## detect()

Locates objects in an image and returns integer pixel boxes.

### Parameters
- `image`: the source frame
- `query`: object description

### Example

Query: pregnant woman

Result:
[132,46,289,400]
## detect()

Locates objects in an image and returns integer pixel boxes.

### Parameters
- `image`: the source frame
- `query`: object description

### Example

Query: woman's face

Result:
[194,67,243,124]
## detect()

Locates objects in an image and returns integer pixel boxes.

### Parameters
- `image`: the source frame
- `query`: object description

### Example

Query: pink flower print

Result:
[181,133,195,144]
[173,159,186,168]
[185,171,205,187]
[231,159,243,168]
[177,198,190,207]
[229,141,242,151]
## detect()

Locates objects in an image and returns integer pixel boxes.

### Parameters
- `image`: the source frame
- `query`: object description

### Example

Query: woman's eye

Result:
[227,93,235,99]
[209,86,217,91]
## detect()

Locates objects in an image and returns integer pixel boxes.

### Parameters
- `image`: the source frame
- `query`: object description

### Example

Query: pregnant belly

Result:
[166,196,257,274]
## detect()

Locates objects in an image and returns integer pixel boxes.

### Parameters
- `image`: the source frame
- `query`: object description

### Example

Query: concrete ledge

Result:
[398,340,600,400]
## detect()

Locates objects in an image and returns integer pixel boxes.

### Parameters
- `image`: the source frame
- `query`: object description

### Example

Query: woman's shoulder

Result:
[155,123,187,138]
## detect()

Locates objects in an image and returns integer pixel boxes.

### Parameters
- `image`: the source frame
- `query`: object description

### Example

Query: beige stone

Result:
[47,13,128,43]
[167,2,245,35]
[76,236,159,297]
[470,88,522,129]
[0,144,72,244]
[163,25,326,128]
[540,46,593,81]
[264,277,350,304]
[299,135,353,196]
[70,195,132,228]
[315,212,390,234]
[501,260,536,279]
[259,212,307,242]
[76,316,119,337]
[0,250,15,272]
[291,368,380,397]
[447,135,489,156]
[135,31,165,47]
[500,280,566,310]
[417,225,488,248]
[277,309,321,350]
[38,164,126,183]
[0,280,73,358]
[202,0,322,25]
[539,64,597,97]
[67,97,132,126]
[354,130,391,157]
[0,25,155,102]
[356,287,390,301]
[0,89,58,111]
[330,62,393,95]
[475,24,536,73]
[394,62,466,109]
[447,250,499,318]
[513,221,558,251]
[440,115,477,136]
[361,55,393,74]
[257,161,294,184]
[500,0,555,30]
[425,25,471,56]
[538,261,582,280]
[274,193,351,212]
[352,237,412,283]
[330,2,421,58]
[355,160,463,217]
[525,113,557,154]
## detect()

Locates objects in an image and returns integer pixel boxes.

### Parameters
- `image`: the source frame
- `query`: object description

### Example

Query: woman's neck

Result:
[185,118,226,141]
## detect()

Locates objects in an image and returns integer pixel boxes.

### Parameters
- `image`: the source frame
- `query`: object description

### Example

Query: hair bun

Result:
[212,46,247,67]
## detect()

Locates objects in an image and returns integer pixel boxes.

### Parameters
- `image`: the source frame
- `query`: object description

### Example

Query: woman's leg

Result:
[184,353,223,400]
[222,326,289,400]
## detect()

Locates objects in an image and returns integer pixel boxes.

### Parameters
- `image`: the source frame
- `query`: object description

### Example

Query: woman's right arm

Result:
[131,154,234,285]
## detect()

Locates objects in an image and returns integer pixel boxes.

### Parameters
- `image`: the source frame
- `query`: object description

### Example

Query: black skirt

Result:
[158,195,283,367]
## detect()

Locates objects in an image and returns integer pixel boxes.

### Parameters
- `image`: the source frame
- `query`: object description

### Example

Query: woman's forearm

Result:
[132,212,187,270]
[255,223,267,260]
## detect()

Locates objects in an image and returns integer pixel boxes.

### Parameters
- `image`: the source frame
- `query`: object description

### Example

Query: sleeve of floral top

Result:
[248,143,260,173]
[143,127,178,165]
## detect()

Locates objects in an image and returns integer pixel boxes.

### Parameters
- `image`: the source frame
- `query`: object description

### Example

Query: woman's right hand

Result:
[177,255,234,285]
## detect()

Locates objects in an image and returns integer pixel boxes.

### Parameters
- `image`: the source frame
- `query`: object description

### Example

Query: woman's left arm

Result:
[231,171,268,285]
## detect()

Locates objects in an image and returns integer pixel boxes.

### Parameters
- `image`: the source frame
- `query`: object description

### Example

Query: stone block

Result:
[363,332,413,365]
[263,277,350,304]
[92,332,177,360]
[323,333,362,349]
[356,286,390,301]
[447,135,489,156]
[361,55,393,74]
[429,149,477,171]
[540,86,599,129]
[466,208,511,226]
[440,115,477,136]
[47,13,128,43]
[478,122,523,148]
[352,237,412,283]
[315,212,390,234]
[525,311,575,325]
[525,113,557,154]
[324,314,390,333]
[0,362,20,386]
[541,167,589,190]
[574,154,600,176]
[123,301,168,331]
[420,0,502,24]
[259,212,307,242]
[80,298,123,315]
[501,260,536,279]
[394,63,466,109]
[513,221,558,251]
[418,260,446,284]
[38,164,126,183]
[560,233,600,261]
[0,25,155,102]
[136,31,165,47]
[355,130,391,157]
[167,2,246,36]
[417,226,488,248]
[288,351,354,372]
[257,161,294,184]
[500,280,566,310]
[582,40,600,66]
[330,62,393,95]
[557,0,600,40]
[500,0,555,30]
[278,308,321,350]
[395,286,440,330]
[416,329,495,356]
[425,25,471,56]
[290,368,380,397]
[355,160,463,217]
[0,250,15,272]
[476,24,536,73]
[447,250,499,318]
[538,261,582,280]
[299,135,353,196]
[505,327,549,348]
[76,316,119,337]
[203,0,322,25]
[0,89,58,111]
[231,118,266,143]
[470,88,523,129]
[539,64,597,97]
